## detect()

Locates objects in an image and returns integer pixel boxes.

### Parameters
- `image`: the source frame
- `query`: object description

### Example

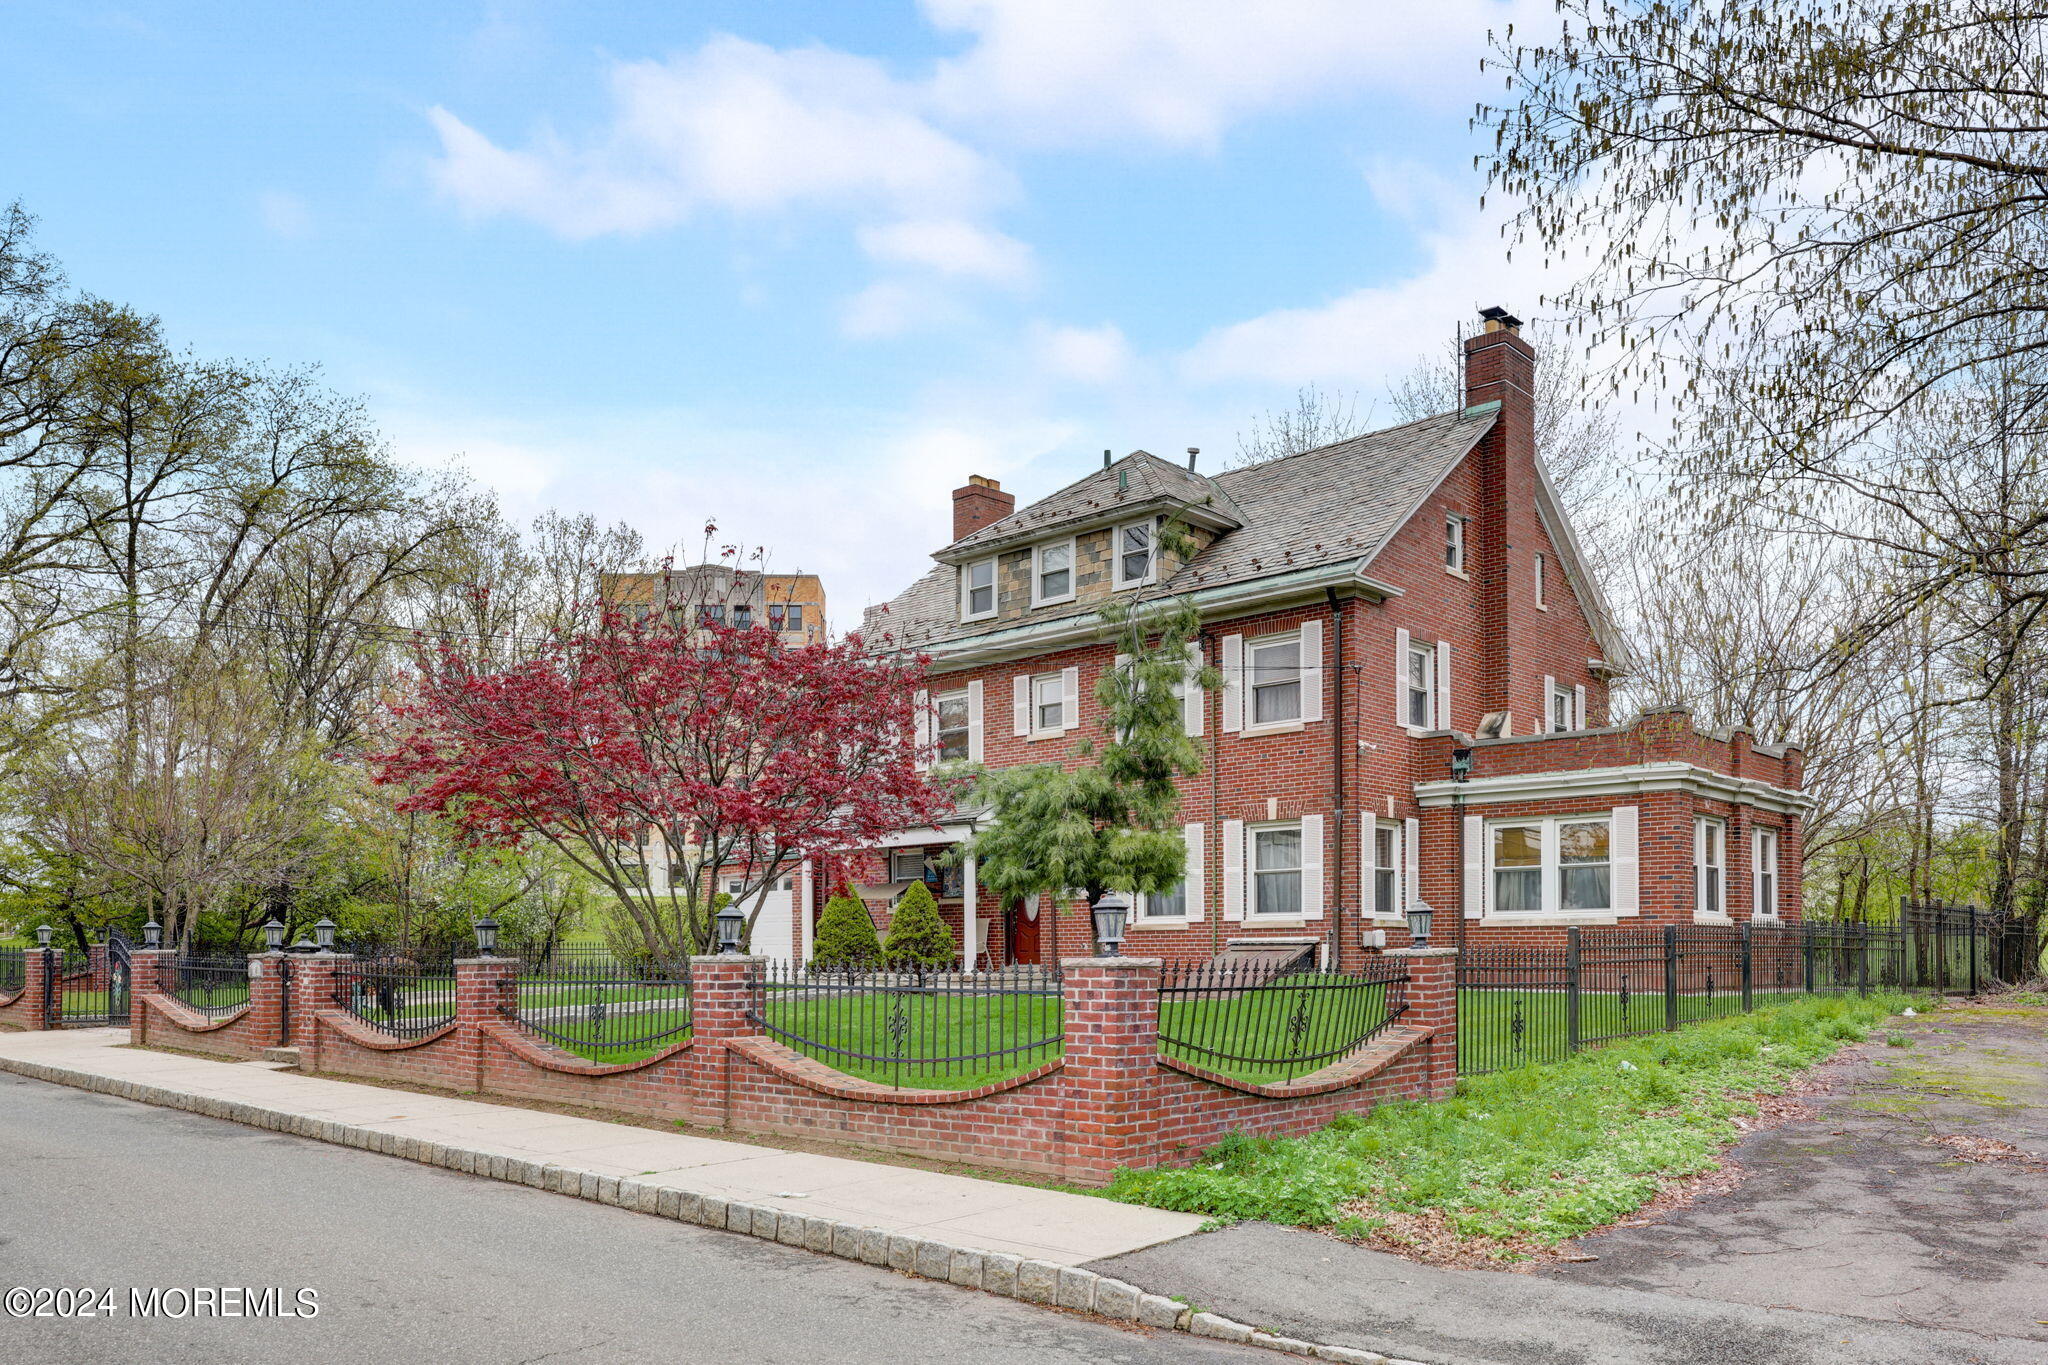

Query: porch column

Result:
[962,852,977,972]
[799,858,815,963]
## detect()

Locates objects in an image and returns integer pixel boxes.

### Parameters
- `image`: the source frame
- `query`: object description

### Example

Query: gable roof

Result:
[864,405,1501,652]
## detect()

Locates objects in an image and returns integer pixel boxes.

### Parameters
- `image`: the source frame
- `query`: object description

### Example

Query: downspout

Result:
[1203,627,1222,956]
[1324,587,1346,971]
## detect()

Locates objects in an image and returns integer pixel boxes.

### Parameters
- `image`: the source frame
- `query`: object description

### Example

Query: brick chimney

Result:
[951,474,1015,543]
[1463,307,1537,719]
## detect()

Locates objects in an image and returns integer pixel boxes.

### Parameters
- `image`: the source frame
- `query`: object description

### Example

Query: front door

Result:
[1009,893,1042,966]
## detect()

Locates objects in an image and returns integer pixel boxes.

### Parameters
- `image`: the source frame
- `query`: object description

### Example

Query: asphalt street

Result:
[0,1071,1250,1365]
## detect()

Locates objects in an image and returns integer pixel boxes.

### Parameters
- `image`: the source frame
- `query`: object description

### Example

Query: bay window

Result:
[1486,815,1614,915]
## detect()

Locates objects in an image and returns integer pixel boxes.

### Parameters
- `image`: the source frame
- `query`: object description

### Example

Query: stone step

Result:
[259,1046,300,1065]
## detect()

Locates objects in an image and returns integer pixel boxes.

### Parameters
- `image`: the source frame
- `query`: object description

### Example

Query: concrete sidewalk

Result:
[0,1028,1201,1267]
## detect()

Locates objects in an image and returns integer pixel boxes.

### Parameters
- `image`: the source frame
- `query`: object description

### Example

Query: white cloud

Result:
[1030,322,1132,384]
[426,36,1006,239]
[858,218,1033,286]
[923,0,1555,148]
[839,279,973,340]
[256,190,314,239]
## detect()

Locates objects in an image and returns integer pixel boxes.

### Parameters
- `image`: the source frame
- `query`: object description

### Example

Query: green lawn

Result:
[758,986,1062,1090]
[1457,986,1816,1073]
[1103,993,1918,1261]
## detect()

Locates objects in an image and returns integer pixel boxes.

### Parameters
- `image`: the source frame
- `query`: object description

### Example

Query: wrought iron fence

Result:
[170,955,252,1016]
[1458,905,2033,1076]
[0,947,22,997]
[1157,960,1410,1084]
[509,956,693,1062]
[332,955,457,1039]
[749,961,1063,1090]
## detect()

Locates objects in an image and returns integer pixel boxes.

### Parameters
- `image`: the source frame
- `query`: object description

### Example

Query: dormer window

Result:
[961,558,996,621]
[1113,520,1156,589]
[1032,539,1075,606]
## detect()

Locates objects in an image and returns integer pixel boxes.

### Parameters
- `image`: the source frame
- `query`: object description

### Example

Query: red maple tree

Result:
[370,594,948,961]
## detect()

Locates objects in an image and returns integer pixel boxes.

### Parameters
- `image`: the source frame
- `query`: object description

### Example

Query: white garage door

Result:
[726,876,796,966]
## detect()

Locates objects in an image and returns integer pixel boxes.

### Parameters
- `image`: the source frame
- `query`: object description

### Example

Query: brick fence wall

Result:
[123,948,1453,1185]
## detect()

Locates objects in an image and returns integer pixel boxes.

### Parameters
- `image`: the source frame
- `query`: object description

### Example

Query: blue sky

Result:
[3,1,1558,620]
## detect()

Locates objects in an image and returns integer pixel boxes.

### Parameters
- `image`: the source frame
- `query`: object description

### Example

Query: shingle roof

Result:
[863,406,1498,650]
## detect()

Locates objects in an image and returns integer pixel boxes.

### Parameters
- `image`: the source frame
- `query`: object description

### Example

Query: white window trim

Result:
[1534,552,1549,611]
[1695,816,1731,922]
[1243,629,1306,735]
[1366,819,1405,922]
[1480,813,1619,924]
[1028,671,1066,739]
[1111,519,1157,591]
[1547,678,1576,733]
[1445,514,1468,578]
[1131,821,1204,927]
[960,557,997,622]
[1030,537,1078,607]
[933,687,971,763]
[1404,640,1436,734]
[1247,819,1307,921]
[1752,826,1781,919]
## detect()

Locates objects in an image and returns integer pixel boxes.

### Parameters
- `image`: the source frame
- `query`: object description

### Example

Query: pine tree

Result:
[812,889,883,970]
[882,880,956,968]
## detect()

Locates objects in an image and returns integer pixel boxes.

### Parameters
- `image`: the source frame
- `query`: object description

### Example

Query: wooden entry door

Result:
[1009,894,1042,966]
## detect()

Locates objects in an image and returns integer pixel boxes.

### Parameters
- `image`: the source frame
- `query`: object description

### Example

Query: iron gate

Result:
[53,930,131,1027]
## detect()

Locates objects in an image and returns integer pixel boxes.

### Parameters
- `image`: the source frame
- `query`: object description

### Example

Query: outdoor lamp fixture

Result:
[35,924,51,948]
[716,902,746,954]
[1092,893,1131,957]
[263,918,286,952]
[472,915,500,958]
[1406,900,1434,946]
[312,918,336,952]
[1450,747,1475,781]
[143,920,162,950]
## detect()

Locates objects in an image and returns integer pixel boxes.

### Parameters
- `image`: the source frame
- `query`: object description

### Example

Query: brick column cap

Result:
[688,954,766,967]
[1059,956,1163,970]
[454,956,519,967]
[1385,946,1458,959]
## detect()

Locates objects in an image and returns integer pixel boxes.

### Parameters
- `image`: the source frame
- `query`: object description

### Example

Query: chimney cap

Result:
[964,474,1001,491]
[1478,306,1522,334]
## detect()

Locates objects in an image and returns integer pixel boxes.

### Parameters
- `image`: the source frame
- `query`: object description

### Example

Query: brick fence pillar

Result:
[1059,956,1163,1184]
[128,949,176,1041]
[18,947,58,1030]
[1386,946,1458,1099]
[683,955,764,1129]
[244,952,292,1049]
[288,953,351,1069]
[455,956,520,1092]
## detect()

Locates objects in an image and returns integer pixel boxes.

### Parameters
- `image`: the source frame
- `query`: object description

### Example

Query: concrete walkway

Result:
[0,1028,1201,1267]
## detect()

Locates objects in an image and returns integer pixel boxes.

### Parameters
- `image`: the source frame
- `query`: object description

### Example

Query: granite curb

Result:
[0,1053,1434,1365]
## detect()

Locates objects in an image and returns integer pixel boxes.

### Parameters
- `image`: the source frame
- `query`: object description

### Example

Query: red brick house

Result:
[834,308,1809,969]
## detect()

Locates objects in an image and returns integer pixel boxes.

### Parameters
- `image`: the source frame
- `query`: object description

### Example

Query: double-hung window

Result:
[1251,824,1303,917]
[961,559,996,620]
[934,689,970,761]
[1406,643,1435,729]
[1372,824,1401,919]
[1549,681,1575,733]
[1696,818,1727,918]
[1445,514,1467,574]
[768,602,807,633]
[1248,634,1302,726]
[1032,673,1065,733]
[1140,879,1186,920]
[1114,520,1155,588]
[1753,827,1780,917]
[698,604,725,628]
[732,604,754,630]
[1032,541,1074,605]
[1488,816,1613,915]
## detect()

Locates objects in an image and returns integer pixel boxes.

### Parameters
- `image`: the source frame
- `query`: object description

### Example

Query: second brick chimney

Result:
[951,475,1015,543]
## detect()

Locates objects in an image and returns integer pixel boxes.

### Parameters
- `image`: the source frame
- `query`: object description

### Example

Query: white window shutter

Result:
[1061,665,1080,731]
[1182,661,1204,736]
[1404,816,1420,914]
[1359,816,1376,920]
[1300,618,1323,723]
[1222,819,1244,920]
[1184,822,1205,922]
[1436,640,1452,732]
[1542,674,1555,728]
[1300,813,1323,919]
[1394,627,1410,724]
[914,688,932,770]
[1221,634,1244,732]
[1012,674,1029,737]
[1574,683,1588,730]
[1692,816,1706,912]
[1613,805,1640,916]
[966,679,984,762]
[1463,813,1484,919]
